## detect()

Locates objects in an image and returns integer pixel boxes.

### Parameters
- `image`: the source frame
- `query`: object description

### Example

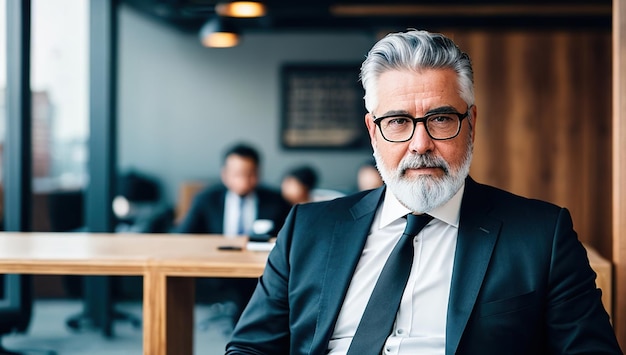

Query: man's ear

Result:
[469,105,477,143]
[365,113,377,143]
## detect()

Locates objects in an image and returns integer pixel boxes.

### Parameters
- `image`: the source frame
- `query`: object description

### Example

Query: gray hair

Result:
[360,30,474,113]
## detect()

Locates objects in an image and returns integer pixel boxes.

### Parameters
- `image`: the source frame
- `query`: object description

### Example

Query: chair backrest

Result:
[175,181,208,224]
[311,188,346,202]
[47,189,84,232]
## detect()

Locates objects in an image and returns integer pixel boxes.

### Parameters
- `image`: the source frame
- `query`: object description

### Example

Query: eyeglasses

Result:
[373,107,472,142]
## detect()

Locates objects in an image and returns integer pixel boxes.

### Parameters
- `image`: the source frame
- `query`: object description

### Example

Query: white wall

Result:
[118,5,378,204]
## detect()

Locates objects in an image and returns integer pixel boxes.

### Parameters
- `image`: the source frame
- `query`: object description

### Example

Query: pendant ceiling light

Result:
[216,1,266,18]
[199,16,240,48]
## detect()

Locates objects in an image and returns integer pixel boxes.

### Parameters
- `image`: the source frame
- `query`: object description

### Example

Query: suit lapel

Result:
[446,179,502,355]
[214,187,227,233]
[309,187,384,355]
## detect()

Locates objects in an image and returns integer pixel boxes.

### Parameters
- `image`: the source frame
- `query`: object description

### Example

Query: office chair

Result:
[196,277,257,335]
[0,275,56,355]
[0,274,32,355]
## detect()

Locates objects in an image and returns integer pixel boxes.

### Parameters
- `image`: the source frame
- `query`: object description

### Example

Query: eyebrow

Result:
[425,105,462,115]
[377,105,462,118]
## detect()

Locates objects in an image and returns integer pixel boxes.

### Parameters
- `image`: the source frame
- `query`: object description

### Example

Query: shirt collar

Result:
[379,183,465,229]
[226,189,257,202]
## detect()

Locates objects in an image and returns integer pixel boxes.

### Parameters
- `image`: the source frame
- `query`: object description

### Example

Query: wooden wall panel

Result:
[444,30,612,258]
[613,0,626,347]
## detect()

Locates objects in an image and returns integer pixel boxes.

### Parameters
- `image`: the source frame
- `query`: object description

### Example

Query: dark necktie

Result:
[236,196,246,235]
[346,213,433,355]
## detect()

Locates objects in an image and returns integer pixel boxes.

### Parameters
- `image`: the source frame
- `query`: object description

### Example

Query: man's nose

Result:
[408,122,435,154]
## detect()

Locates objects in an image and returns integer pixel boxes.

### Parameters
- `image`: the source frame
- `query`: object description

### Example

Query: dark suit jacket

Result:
[226,177,622,355]
[175,184,291,236]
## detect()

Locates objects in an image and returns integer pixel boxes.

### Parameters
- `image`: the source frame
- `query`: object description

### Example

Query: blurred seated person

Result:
[281,165,318,205]
[357,158,384,191]
[282,165,346,205]
[175,143,290,237]
[174,143,291,321]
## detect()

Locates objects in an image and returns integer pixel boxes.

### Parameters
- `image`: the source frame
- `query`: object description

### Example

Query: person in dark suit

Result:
[176,143,290,320]
[225,30,622,354]
[176,143,290,237]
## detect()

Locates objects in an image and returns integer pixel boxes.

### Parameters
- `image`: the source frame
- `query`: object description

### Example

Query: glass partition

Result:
[0,0,6,230]
[30,0,88,232]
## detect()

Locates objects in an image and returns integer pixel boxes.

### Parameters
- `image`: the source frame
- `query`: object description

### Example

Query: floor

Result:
[1,299,233,355]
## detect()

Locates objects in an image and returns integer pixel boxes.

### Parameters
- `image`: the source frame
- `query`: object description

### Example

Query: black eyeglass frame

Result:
[372,106,473,142]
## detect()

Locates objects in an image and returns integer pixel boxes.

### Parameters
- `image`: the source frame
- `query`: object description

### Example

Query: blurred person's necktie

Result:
[236,196,246,235]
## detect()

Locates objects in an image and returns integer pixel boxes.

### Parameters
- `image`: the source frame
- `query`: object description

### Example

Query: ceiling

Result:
[122,0,612,35]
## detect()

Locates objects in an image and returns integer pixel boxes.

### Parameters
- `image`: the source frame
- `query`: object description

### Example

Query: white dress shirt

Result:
[327,184,464,355]
[223,191,258,236]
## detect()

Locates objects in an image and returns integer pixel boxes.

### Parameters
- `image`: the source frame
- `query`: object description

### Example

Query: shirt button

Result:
[385,347,391,353]
[397,329,404,335]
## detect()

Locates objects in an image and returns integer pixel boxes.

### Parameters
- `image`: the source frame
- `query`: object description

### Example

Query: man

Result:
[225,30,622,354]
[176,143,290,237]
[176,143,290,317]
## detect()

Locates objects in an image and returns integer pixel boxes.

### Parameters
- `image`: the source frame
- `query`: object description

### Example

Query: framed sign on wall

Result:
[280,63,369,150]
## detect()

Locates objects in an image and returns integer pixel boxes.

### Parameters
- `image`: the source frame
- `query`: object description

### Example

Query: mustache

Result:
[398,154,450,175]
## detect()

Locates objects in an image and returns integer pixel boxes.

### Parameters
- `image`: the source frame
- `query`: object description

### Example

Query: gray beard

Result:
[373,141,473,213]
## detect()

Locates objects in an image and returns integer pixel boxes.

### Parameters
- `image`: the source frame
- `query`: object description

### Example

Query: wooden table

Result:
[0,234,613,354]
[0,233,268,355]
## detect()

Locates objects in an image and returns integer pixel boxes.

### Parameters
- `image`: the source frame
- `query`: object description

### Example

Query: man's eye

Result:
[430,114,454,123]
[387,117,411,126]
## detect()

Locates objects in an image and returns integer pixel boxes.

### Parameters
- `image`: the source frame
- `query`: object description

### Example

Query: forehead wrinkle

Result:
[376,109,411,117]
[376,68,464,118]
